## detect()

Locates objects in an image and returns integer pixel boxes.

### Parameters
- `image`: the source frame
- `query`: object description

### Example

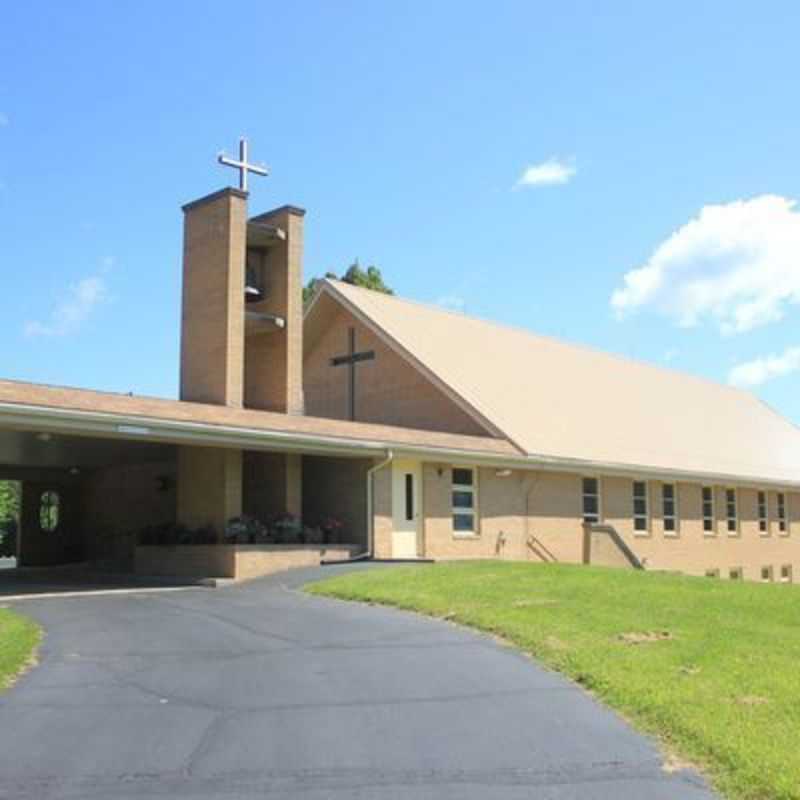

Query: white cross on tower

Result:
[217,137,269,192]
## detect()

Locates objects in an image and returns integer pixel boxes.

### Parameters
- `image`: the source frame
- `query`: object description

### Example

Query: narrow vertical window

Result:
[777,492,787,534]
[404,473,414,522]
[781,564,792,583]
[662,484,677,534]
[39,490,60,533]
[758,491,768,534]
[452,468,477,534]
[582,477,599,524]
[729,566,743,580]
[726,488,738,534]
[761,565,773,583]
[702,487,715,534]
[633,481,648,533]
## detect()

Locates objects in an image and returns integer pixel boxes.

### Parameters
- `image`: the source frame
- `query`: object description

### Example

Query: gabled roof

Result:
[315,279,800,486]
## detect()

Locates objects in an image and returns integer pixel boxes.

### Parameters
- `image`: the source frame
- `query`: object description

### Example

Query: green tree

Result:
[303,260,394,306]
[0,481,19,523]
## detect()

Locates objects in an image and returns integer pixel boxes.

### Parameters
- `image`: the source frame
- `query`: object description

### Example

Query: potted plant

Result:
[271,512,303,544]
[319,514,344,545]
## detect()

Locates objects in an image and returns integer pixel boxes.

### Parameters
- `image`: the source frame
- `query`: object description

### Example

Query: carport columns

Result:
[177,446,242,541]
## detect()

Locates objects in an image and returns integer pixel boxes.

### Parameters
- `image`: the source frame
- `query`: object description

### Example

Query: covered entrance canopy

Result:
[0,379,518,577]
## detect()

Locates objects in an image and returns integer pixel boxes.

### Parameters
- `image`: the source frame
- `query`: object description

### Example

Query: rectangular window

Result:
[702,487,715,534]
[781,564,793,583]
[452,468,477,534]
[726,488,738,534]
[761,565,773,583]
[662,484,677,534]
[729,566,743,581]
[777,492,787,534]
[582,477,600,524]
[758,491,768,534]
[404,473,414,522]
[705,568,720,578]
[633,481,648,533]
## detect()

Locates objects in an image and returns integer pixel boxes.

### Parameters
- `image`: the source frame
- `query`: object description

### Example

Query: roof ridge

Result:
[324,279,750,401]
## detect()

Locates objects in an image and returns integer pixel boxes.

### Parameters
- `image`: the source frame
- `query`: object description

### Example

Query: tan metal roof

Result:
[322,279,800,485]
[0,379,518,460]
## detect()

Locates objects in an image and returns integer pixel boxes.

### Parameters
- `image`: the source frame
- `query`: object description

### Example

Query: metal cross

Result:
[330,327,375,421]
[217,137,269,192]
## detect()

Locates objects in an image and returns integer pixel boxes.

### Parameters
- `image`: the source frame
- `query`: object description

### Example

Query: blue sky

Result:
[2,1,800,422]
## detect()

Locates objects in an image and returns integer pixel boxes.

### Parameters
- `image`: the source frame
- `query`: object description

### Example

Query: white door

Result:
[392,459,421,559]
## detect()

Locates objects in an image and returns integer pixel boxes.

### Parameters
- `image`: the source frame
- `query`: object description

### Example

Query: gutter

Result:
[322,449,394,565]
[2,401,798,491]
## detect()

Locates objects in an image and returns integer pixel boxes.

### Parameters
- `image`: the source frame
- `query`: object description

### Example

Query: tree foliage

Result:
[0,482,19,523]
[303,260,394,306]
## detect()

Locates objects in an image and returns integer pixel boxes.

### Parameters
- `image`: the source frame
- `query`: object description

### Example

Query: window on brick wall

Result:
[702,486,715,534]
[633,481,649,533]
[582,477,600,524]
[39,490,60,533]
[452,468,477,534]
[662,484,677,534]
[758,491,768,534]
[726,488,738,534]
[777,492,787,534]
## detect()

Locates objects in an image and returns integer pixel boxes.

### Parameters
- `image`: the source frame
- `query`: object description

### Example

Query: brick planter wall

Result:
[135,543,361,581]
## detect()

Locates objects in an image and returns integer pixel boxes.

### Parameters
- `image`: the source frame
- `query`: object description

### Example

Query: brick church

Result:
[2,146,799,583]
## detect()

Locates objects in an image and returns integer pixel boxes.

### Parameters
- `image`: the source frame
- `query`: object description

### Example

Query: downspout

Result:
[321,449,393,565]
[364,450,394,559]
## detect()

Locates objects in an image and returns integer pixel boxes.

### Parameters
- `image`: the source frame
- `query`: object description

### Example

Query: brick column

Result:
[177,446,242,540]
[180,188,248,407]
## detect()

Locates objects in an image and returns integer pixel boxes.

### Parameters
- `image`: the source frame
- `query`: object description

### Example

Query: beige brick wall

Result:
[177,446,242,536]
[372,464,393,558]
[385,461,800,581]
[180,188,247,407]
[304,308,489,436]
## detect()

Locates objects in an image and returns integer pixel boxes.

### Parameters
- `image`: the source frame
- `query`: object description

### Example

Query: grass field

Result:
[0,607,40,692]
[308,562,800,800]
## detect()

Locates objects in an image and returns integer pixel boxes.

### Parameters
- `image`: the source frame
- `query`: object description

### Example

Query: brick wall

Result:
[412,462,800,581]
[304,308,489,436]
[302,456,370,547]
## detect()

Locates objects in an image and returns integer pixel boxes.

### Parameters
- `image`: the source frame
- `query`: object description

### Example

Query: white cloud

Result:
[728,346,800,388]
[25,274,110,337]
[515,157,576,188]
[436,294,465,311]
[0,112,8,127]
[611,195,800,335]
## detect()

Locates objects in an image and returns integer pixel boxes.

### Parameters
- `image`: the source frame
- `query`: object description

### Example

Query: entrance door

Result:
[392,459,421,559]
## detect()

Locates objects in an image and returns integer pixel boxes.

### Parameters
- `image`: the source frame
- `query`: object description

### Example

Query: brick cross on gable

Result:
[330,327,375,421]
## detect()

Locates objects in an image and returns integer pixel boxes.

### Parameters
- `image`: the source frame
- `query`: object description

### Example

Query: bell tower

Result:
[176,139,305,536]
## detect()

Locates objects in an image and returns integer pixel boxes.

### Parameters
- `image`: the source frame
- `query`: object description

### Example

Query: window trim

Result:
[725,488,739,536]
[776,492,788,535]
[661,482,678,536]
[581,476,601,525]
[451,466,479,538]
[757,490,769,536]
[632,480,650,536]
[702,486,716,536]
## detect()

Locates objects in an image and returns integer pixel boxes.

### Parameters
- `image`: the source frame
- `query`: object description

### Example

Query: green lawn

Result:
[308,562,800,800]
[0,607,40,691]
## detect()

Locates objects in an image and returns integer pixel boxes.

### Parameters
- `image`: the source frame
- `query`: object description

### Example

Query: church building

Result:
[2,149,799,584]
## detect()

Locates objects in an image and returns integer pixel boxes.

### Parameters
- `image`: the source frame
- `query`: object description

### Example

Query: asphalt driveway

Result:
[0,564,715,799]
